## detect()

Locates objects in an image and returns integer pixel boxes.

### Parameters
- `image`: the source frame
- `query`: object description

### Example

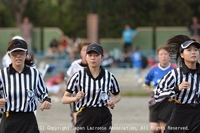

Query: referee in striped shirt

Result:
[0,38,51,133]
[154,35,200,133]
[66,42,90,126]
[62,43,121,133]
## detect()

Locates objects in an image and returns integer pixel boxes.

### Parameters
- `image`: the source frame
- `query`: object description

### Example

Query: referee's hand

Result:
[107,100,115,109]
[75,91,85,101]
[0,98,6,108]
[40,101,51,111]
[179,81,190,91]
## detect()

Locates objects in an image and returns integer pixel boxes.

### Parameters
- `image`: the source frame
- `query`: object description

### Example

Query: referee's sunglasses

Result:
[10,50,26,57]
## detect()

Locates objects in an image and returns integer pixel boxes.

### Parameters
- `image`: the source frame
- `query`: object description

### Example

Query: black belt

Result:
[4,111,34,118]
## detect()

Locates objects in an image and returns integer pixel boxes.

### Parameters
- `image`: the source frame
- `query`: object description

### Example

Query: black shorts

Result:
[0,111,39,133]
[76,106,112,133]
[165,104,200,133]
[149,98,174,122]
[123,42,132,52]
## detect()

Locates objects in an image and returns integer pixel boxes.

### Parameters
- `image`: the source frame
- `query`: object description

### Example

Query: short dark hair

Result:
[77,42,91,53]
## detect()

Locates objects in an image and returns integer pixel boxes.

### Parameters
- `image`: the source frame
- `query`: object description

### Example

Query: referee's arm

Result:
[112,93,121,104]
[154,71,177,102]
[62,91,75,104]
[0,88,6,109]
[62,91,84,104]
[107,93,121,109]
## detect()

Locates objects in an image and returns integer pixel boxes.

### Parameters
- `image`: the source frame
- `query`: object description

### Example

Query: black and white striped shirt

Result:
[66,67,120,111]
[154,63,200,105]
[0,65,50,112]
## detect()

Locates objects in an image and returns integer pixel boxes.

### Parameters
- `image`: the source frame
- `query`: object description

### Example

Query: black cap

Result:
[179,40,200,53]
[86,43,103,55]
[7,39,27,53]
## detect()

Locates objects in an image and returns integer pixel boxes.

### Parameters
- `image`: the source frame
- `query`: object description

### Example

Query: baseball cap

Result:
[179,40,200,52]
[7,39,27,53]
[86,43,103,55]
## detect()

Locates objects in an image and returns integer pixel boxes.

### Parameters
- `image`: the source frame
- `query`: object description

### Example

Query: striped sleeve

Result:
[109,72,120,95]
[66,72,79,93]
[66,69,120,109]
[154,69,178,102]
[0,76,3,98]
[0,66,51,112]
[33,68,50,103]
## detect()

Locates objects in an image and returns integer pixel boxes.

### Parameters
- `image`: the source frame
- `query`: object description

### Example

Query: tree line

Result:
[0,0,199,38]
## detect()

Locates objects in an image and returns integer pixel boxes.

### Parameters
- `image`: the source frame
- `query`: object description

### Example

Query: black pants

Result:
[0,111,39,133]
[76,107,112,133]
[165,104,200,133]
[124,42,132,53]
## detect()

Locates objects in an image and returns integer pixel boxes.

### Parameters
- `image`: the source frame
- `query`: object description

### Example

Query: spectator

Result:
[189,16,200,42]
[48,38,59,55]
[46,71,65,101]
[122,24,136,53]
[20,17,34,52]
[131,46,143,82]
[59,34,68,54]
[68,37,80,60]
[101,50,115,68]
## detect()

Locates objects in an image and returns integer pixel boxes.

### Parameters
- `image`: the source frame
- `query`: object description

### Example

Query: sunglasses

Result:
[10,51,26,56]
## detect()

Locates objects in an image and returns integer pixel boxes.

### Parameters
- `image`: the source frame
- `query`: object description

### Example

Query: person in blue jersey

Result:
[122,24,136,53]
[0,39,51,133]
[144,45,177,133]
[62,43,121,133]
[154,35,200,133]
[131,46,143,82]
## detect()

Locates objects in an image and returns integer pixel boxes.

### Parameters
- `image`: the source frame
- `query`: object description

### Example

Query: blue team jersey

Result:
[122,29,136,43]
[145,63,177,87]
[131,51,142,68]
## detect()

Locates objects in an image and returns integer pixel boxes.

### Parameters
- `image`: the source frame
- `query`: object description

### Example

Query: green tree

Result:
[0,0,200,38]
[1,0,30,26]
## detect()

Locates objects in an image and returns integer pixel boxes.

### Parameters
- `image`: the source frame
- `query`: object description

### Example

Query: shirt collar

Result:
[84,66,105,80]
[180,62,200,74]
[9,64,31,75]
